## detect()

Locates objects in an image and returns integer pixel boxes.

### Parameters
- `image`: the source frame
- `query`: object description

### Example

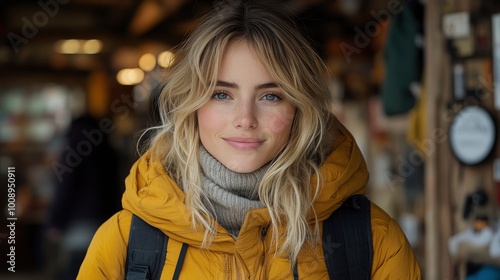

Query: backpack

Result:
[125,194,373,280]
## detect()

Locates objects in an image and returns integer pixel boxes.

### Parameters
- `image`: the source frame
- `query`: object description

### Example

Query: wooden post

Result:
[424,0,443,278]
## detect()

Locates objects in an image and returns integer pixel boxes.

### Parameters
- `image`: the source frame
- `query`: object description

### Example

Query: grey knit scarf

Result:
[199,147,268,237]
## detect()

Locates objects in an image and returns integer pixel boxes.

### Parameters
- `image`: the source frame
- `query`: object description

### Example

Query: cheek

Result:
[267,109,295,135]
[197,106,222,137]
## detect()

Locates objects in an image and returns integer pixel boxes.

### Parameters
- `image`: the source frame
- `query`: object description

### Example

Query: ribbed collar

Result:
[199,146,269,237]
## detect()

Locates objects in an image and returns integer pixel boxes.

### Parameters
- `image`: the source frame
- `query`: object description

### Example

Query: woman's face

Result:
[197,40,296,173]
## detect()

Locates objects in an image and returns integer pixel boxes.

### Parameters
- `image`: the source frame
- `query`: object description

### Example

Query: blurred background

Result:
[0,0,500,279]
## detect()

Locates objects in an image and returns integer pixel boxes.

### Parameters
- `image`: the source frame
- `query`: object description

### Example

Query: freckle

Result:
[271,117,291,132]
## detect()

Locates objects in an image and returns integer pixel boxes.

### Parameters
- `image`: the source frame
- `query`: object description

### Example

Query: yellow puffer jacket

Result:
[78,124,421,279]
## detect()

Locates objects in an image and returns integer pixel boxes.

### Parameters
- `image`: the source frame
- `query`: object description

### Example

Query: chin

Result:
[224,160,261,174]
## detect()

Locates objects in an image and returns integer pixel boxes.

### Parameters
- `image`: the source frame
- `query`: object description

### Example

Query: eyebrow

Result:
[215,80,280,90]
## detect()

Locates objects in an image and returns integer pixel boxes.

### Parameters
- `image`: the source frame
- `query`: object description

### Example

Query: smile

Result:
[223,137,264,150]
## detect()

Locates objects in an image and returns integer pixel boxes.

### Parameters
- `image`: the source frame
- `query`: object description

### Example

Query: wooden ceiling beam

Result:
[128,0,187,36]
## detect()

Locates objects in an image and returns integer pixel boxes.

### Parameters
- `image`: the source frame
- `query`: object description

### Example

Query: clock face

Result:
[449,106,497,165]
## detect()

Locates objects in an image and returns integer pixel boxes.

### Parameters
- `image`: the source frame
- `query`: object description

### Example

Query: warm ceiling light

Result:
[139,53,156,71]
[82,39,102,54]
[56,39,80,54]
[158,50,175,68]
[55,39,103,54]
[117,68,145,85]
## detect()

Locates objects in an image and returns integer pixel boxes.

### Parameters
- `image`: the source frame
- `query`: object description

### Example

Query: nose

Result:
[233,101,257,129]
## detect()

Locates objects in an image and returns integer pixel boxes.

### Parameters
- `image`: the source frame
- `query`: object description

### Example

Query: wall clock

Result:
[449,105,497,165]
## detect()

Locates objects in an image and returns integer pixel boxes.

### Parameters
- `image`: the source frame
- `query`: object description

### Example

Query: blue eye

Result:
[212,91,229,100]
[262,93,281,101]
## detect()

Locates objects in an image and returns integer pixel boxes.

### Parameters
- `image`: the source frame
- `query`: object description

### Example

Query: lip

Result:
[223,137,265,150]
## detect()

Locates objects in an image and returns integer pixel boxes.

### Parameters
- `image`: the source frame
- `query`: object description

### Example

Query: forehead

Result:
[217,39,274,82]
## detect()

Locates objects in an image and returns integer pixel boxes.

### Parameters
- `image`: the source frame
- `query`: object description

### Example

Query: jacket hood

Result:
[121,122,368,251]
[311,122,368,221]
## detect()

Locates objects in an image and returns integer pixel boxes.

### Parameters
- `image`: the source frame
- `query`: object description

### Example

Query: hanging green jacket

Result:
[77,124,421,279]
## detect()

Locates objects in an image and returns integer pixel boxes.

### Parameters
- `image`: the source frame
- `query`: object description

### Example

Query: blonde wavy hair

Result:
[147,0,337,263]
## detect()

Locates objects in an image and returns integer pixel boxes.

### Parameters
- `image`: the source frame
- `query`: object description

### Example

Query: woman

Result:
[78,1,421,279]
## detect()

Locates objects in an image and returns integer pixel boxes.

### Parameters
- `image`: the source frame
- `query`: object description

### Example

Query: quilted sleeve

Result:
[370,203,422,279]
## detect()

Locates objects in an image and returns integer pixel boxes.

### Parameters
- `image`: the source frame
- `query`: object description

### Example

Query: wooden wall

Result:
[425,0,500,279]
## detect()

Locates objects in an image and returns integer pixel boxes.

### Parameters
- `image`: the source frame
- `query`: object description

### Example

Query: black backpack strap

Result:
[322,194,373,280]
[126,215,168,280]
[173,243,188,279]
